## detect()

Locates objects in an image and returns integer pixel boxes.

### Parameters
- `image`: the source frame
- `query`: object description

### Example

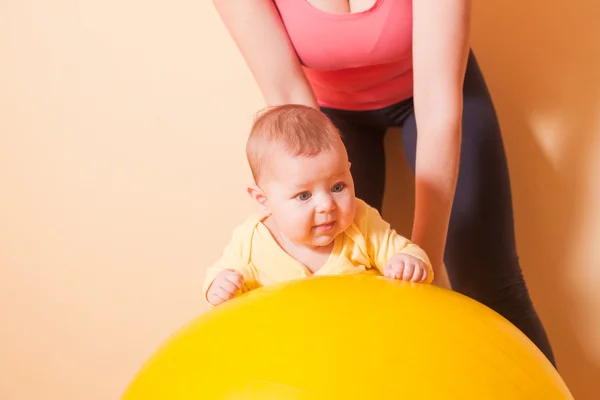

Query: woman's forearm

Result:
[411,0,471,287]
[263,78,319,109]
[412,115,462,285]
[212,0,319,109]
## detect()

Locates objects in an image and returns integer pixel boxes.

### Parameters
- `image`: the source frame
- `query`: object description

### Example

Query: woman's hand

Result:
[411,0,471,288]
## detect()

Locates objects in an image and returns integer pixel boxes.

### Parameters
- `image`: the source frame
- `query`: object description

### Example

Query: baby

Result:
[202,104,433,306]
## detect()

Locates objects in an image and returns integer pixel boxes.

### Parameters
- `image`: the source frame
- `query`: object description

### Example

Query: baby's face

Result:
[261,147,356,248]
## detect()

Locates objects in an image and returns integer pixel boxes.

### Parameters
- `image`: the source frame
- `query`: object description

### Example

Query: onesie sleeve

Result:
[356,201,434,283]
[201,217,260,305]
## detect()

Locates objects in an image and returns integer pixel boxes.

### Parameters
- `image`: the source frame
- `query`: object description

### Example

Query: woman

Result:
[212,0,556,366]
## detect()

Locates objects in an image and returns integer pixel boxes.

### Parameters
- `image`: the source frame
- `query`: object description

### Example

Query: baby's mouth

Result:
[314,221,335,233]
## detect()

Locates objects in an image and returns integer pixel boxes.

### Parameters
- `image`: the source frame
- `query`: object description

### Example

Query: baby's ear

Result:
[247,183,270,215]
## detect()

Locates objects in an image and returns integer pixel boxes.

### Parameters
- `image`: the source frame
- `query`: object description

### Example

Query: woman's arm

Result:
[411,0,471,288]
[212,0,318,108]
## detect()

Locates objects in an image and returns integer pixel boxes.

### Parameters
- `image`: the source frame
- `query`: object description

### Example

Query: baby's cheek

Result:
[289,216,314,241]
[341,198,356,221]
[338,212,355,233]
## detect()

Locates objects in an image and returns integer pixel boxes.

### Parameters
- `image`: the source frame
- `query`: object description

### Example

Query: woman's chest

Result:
[305,0,377,14]
[273,0,413,70]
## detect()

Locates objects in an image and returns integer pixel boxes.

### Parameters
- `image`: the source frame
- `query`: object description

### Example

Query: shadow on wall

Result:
[383,2,599,399]
[471,1,600,399]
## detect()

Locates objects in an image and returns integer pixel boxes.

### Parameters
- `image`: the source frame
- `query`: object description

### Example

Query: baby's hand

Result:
[206,269,244,306]
[384,253,429,283]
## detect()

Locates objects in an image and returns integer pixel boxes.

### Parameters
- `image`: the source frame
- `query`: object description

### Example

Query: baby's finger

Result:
[220,280,241,296]
[419,267,429,283]
[390,264,404,279]
[216,286,236,301]
[207,291,226,306]
[401,263,415,281]
[410,265,424,282]
[383,264,396,279]
[397,263,407,280]
[225,271,244,288]
[383,264,393,278]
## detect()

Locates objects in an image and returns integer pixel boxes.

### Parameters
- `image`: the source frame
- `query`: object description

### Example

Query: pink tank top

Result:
[273,0,413,110]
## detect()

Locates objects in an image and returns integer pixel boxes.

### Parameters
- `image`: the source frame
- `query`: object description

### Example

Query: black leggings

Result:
[321,51,556,367]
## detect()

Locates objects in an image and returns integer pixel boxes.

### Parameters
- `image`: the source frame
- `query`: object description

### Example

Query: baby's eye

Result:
[332,183,346,193]
[296,192,312,201]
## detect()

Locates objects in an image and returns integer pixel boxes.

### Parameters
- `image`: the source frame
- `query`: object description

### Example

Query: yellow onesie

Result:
[202,199,433,303]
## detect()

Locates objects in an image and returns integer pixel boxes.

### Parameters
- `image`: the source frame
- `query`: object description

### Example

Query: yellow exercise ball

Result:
[122,275,572,399]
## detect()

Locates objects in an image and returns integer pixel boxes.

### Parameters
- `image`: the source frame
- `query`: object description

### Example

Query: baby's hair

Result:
[246,104,343,183]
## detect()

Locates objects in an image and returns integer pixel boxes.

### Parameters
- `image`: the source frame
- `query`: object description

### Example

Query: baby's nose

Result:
[316,195,335,213]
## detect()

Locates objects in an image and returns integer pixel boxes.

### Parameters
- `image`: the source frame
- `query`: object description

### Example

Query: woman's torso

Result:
[273,0,414,110]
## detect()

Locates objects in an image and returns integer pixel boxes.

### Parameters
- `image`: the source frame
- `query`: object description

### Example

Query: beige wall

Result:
[470,2,600,397]
[0,1,597,399]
